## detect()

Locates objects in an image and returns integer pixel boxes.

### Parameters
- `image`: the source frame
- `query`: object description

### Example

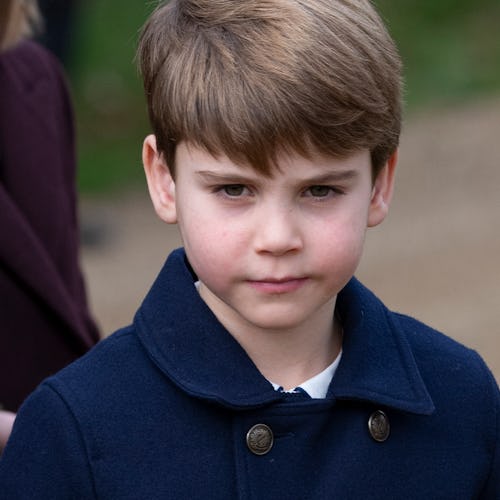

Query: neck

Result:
[208,294,343,391]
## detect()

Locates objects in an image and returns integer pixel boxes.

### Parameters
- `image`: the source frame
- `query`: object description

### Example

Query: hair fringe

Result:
[138,0,402,177]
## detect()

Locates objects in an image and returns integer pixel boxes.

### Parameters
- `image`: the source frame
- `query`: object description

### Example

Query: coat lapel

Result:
[332,278,435,415]
[0,184,95,350]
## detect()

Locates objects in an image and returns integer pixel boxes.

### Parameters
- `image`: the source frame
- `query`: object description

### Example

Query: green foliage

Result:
[72,0,500,194]
[70,1,154,193]
[375,0,500,107]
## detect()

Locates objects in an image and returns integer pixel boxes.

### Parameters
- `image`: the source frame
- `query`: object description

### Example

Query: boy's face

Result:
[144,137,396,334]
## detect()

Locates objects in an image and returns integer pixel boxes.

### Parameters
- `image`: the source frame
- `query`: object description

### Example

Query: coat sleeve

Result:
[479,365,499,499]
[0,383,96,499]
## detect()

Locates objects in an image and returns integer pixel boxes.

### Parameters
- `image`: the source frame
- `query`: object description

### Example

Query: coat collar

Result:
[135,248,434,415]
[331,278,435,415]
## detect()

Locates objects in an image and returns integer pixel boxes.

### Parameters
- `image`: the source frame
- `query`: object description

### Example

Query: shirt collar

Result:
[135,248,435,415]
[270,351,342,399]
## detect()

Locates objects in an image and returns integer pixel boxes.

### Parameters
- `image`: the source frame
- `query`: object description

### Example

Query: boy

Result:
[0,0,498,497]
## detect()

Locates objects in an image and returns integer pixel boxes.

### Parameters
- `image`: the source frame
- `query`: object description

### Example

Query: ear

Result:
[143,134,177,224]
[367,150,398,228]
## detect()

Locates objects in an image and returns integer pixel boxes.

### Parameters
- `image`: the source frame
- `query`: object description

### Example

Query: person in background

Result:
[0,0,99,452]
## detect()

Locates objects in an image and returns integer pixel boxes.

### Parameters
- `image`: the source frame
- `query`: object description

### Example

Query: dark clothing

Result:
[0,41,99,411]
[37,0,79,65]
[0,248,498,498]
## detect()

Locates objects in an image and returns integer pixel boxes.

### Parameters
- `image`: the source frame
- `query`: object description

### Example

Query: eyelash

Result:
[213,184,252,198]
[303,185,344,199]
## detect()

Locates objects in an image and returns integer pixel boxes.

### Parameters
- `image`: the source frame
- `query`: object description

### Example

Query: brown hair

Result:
[138,0,402,178]
[0,0,40,52]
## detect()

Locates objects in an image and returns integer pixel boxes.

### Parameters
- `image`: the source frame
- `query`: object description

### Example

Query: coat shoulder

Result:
[392,311,499,408]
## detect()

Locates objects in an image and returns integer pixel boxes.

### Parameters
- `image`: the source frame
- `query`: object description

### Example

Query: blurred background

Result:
[41,1,499,378]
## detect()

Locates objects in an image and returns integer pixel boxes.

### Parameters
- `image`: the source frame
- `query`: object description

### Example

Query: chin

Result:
[243,313,309,332]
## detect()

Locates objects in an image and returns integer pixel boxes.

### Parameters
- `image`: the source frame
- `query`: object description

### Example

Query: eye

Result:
[222,184,246,197]
[305,185,337,198]
[210,182,254,200]
[309,185,330,197]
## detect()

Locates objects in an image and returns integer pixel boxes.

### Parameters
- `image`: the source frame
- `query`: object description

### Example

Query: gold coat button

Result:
[368,410,390,442]
[246,423,274,455]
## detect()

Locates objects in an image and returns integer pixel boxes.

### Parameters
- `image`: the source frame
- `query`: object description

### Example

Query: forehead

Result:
[176,142,371,179]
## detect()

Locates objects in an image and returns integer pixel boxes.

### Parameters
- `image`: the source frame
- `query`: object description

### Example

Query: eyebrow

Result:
[300,170,359,184]
[195,171,259,184]
[195,169,359,184]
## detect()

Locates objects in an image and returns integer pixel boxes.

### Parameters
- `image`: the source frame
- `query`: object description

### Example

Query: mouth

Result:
[247,277,309,294]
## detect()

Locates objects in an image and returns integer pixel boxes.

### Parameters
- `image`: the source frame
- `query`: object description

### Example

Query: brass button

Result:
[246,423,274,455]
[368,410,390,442]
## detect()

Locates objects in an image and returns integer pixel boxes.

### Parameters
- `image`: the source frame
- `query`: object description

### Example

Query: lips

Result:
[247,277,308,294]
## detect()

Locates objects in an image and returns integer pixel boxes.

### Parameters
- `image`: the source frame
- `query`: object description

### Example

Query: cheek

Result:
[312,212,368,275]
[181,214,244,256]
[178,211,246,286]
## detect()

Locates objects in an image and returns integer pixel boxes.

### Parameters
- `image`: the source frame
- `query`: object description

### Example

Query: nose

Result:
[253,204,303,256]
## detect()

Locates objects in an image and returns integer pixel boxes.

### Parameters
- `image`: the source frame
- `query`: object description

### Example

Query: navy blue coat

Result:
[0,249,498,498]
[0,41,99,411]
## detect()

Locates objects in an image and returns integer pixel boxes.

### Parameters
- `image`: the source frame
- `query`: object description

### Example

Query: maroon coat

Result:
[0,40,100,411]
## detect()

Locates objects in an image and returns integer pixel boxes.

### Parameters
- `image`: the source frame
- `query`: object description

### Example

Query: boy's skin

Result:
[143,136,397,390]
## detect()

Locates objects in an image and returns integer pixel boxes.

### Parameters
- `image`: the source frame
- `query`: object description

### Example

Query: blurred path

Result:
[80,98,500,380]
